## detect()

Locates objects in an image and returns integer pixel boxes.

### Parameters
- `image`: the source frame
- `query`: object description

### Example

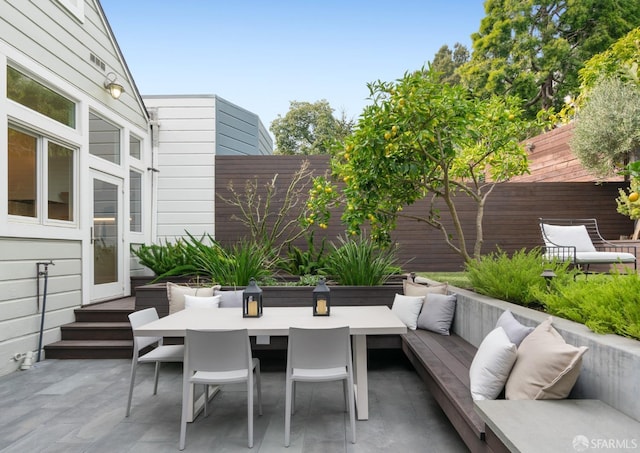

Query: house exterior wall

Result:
[0,238,81,376]
[143,95,273,243]
[0,0,152,375]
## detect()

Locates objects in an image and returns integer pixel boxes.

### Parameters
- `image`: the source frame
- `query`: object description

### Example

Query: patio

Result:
[0,354,467,452]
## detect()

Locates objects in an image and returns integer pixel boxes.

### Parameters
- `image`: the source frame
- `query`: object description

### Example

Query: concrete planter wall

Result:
[449,285,640,422]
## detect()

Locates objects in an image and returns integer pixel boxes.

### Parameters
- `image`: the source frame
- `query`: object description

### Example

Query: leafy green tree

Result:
[459,0,640,120]
[270,100,354,155]
[570,78,640,178]
[311,68,538,263]
[430,43,470,85]
[579,27,640,96]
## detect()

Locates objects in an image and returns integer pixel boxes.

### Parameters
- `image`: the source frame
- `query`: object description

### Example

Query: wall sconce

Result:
[104,72,124,100]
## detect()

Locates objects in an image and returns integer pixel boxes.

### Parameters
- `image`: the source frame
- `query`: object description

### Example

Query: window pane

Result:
[93,180,118,284]
[129,170,142,232]
[89,112,120,164]
[48,142,74,221]
[7,66,76,128]
[130,135,141,159]
[8,128,37,217]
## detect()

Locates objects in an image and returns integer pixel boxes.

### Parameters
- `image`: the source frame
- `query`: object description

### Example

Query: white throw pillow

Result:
[542,224,596,252]
[391,294,425,330]
[184,294,221,309]
[166,282,220,314]
[469,327,518,401]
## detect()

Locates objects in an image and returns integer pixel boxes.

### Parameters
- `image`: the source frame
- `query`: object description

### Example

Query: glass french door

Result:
[91,172,124,301]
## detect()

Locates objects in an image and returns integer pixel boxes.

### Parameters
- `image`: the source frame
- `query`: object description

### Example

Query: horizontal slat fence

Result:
[215,155,632,272]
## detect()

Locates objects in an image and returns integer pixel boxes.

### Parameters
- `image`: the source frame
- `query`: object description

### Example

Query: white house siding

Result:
[143,96,216,242]
[0,0,152,375]
[0,238,81,376]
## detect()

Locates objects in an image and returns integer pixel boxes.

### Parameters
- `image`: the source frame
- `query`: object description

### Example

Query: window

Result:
[89,112,120,164]
[129,170,142,232]
[130,135,141,159]
[8,126,76,223]
[48,142,74,221]
[7,66,76,128]
[8,128,37,217]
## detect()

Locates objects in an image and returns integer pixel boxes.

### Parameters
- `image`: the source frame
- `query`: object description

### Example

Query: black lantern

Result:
[243,278,263,318]
[313,277,331,316]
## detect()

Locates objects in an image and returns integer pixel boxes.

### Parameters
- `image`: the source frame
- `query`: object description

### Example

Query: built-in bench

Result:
[401,282,640,453]
[401,329,509,453]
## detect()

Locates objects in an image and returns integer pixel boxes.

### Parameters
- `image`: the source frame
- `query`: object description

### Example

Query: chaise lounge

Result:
[539,218,637,272]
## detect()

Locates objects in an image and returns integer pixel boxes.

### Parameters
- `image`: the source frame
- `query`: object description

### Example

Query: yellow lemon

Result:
[629,192,639,202]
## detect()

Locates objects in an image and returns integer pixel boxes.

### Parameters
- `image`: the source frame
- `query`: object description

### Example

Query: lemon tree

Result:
[310,67,540,263]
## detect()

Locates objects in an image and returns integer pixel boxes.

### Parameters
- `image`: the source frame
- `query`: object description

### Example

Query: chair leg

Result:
[342,379,348,412]
[248,377,254,448]
[255,361,263,416]
[347,376,356,444]
[284,377,293,447]
[179,377,191,450]
[125,359,138,417]
[204,384,209,417]
[153,361,161,395]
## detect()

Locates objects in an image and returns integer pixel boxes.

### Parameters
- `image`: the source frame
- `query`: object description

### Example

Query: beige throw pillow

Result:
[166,282,220,314]
[403,280,448,297]
[505,317,587,400]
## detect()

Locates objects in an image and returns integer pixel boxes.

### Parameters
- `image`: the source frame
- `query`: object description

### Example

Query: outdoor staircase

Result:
[44,298,135,359]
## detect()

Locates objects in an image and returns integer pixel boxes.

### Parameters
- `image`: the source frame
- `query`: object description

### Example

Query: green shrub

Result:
[465,248,575,307]
[323,236,398,286]
[533,272,640,340]
[131,239,190,276]
[278,232,329,276]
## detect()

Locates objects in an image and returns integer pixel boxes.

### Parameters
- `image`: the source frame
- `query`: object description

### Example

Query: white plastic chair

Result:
[284,326,356,447]
[179,329,262,450]
[126,307,184,417]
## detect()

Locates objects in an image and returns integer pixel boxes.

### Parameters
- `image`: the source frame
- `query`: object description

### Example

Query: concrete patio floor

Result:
[0,353,468,452]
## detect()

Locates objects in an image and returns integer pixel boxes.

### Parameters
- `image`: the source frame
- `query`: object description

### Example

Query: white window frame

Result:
[7,123,79,228]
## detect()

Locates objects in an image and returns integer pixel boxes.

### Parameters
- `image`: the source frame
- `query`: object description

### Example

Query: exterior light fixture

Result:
[312,277,330,316]
[541,269,556,288]
[243,278,263,318]
[104,72,124,100]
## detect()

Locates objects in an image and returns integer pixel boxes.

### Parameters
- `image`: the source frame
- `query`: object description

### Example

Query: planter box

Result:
[447,284,640,422]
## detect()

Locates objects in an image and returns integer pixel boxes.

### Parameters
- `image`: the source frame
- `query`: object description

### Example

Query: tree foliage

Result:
[459,0,640,120]
[312,68,538,263]
[430,43,470,85]
[270,100,354,155]
[579,27,640,96]
[570,78,640,178]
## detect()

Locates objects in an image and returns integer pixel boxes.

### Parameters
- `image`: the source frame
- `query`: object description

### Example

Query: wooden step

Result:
[73,308,132,323]
[44,340,133,359]
[60,322,132,341]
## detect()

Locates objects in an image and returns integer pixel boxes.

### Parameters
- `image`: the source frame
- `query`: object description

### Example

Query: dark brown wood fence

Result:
[215,155,632,272]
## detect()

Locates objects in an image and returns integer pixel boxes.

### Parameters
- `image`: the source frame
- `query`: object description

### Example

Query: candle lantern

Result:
[243,278,263,318]
[313,277,330,316]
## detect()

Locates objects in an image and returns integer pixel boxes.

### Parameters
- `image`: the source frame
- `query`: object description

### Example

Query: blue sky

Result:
[101,1,486,135]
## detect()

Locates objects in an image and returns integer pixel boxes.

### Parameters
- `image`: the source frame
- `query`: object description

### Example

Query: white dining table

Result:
[133,305,407,421]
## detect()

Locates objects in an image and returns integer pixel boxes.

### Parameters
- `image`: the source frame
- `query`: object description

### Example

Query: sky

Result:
[100,1,487,137]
